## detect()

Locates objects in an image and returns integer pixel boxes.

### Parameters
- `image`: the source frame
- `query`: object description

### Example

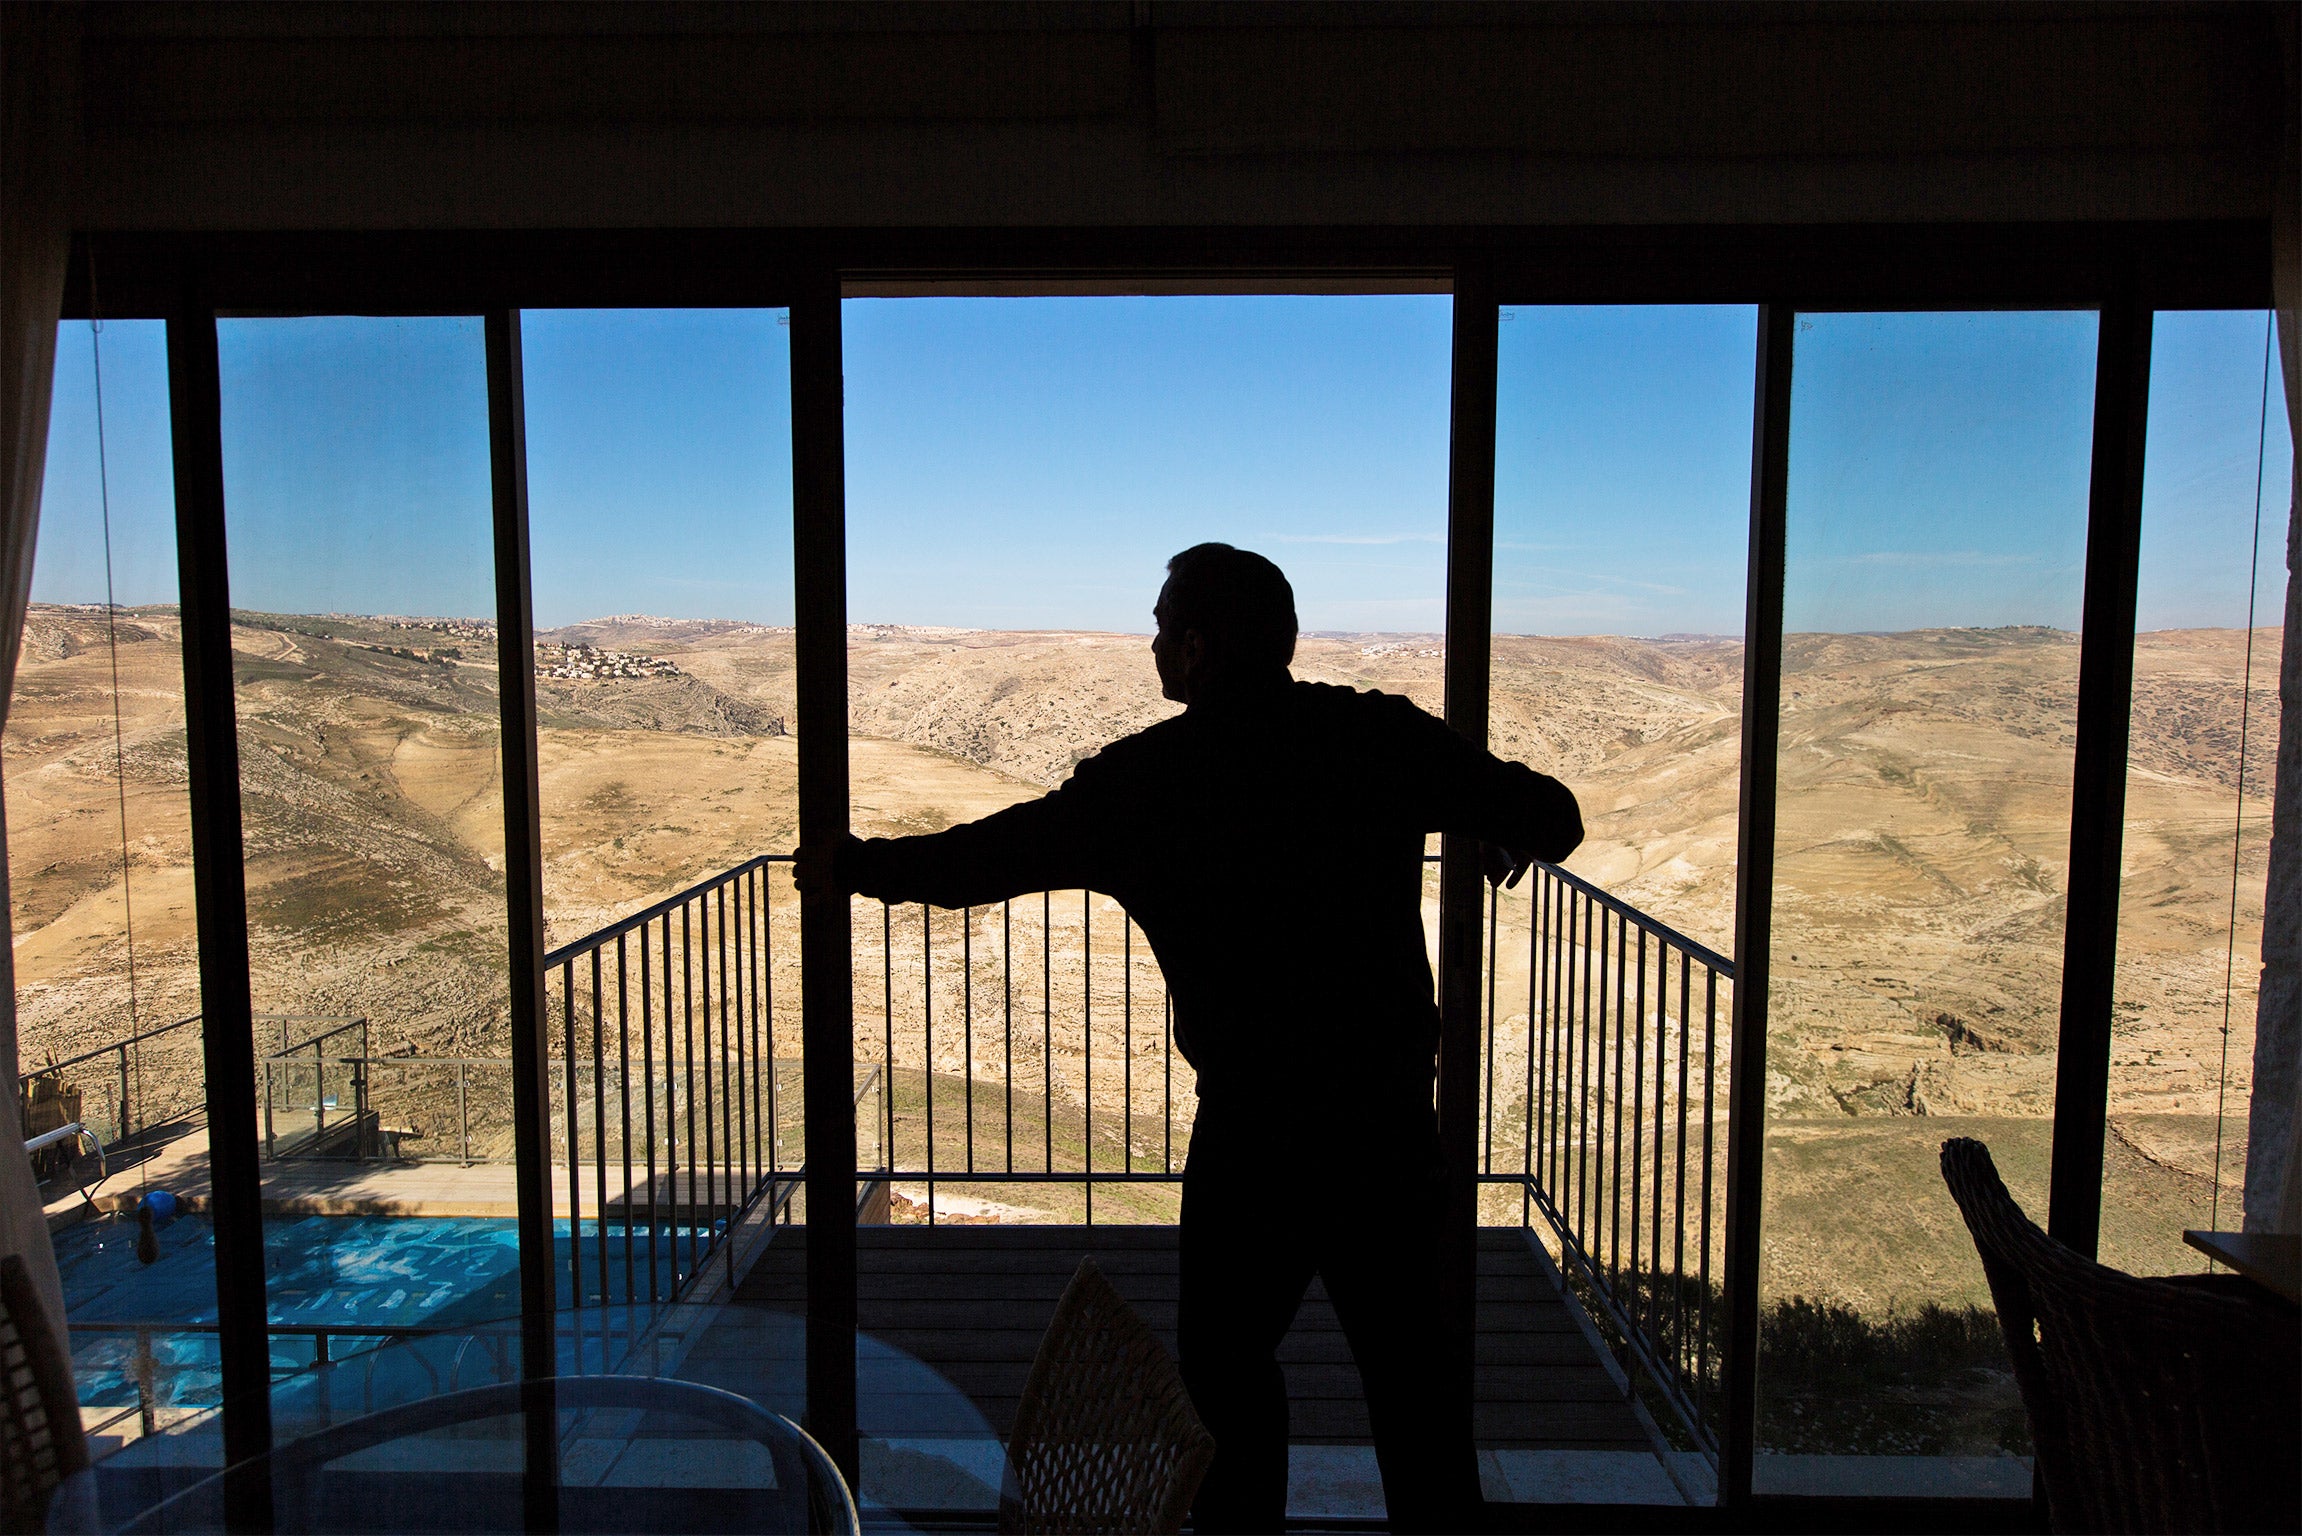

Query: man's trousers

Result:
[1176,1101,1481,1534]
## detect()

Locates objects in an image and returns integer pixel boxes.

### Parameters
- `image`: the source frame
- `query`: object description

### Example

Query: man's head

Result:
[1151,543,1297,704]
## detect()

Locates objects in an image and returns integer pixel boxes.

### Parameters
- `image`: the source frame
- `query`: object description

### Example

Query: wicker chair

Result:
[1939,1137,2299,1534]
[999,1256,1216,1536]
[2,1252,88,1534]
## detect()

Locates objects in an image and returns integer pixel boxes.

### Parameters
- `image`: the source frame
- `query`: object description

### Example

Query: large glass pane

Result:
[518,308,802,1402]
[840,294,1452,1516]
[213,316,517,1431]
[1483,305,1755,1503]
[10,320,215,1459]
[1757,312,2098,1496]
[2110,311,2293,1265]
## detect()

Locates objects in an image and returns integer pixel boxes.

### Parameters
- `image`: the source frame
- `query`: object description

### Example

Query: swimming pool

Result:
[57,1213,716,1409]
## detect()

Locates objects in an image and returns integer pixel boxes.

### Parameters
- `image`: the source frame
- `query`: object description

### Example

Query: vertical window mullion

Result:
[791,275,859,1487]
[2049,303,2154,1256]
[1720,301,1794,1509]
[166,280,273,1521]
[1437,259,1500,1408]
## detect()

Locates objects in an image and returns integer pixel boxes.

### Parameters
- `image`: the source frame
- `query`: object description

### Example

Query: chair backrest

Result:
[1939,1137,2300,1534]
[1,1250,88,1533]
[999,1257,1216,1536]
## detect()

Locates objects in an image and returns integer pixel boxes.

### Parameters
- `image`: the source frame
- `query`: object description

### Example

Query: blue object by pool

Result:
[137,1189,179,1224]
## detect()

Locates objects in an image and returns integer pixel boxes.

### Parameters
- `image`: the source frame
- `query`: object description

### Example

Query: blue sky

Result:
[1785,310,2102,633]
[1495,305,1757,636]
[33,303,2292,637]
[844,296,1452,632]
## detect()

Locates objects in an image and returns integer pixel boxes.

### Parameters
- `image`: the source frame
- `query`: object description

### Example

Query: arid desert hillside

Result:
[6,605,2273,1297]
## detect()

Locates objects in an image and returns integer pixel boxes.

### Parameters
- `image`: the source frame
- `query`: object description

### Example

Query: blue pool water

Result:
[58,1213,719,1409]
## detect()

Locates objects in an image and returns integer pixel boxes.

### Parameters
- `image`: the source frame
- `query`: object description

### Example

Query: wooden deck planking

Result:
[714,1224,1653,1451]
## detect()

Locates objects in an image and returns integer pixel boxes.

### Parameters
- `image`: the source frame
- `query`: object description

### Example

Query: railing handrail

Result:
[1531,861,1733,979]
[38,1011,374,1079]
[262,1015,368,1062]
[35,1013,201,1076]
[543,852,790,969]
[1423,850,1730,978]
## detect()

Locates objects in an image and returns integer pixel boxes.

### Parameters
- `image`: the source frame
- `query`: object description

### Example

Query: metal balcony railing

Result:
[38,843,1724,1454]
[543,854,805,1309]
[261,1015,372,1158]
[1476,861,1730,1461]
[852,852,1729,1458]
[29,1013,202,1150]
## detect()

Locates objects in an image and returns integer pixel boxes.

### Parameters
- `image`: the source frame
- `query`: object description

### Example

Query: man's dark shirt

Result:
[846,676,1583,1132]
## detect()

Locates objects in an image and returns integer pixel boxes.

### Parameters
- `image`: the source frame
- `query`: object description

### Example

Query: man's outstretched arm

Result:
[796,771,1102,909]
[1392,697,1584,883]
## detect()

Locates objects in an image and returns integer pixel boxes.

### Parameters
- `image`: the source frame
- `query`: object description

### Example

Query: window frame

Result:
[69,219,2271,1524]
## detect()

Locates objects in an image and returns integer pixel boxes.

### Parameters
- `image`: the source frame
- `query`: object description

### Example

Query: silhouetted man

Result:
[801,544,1582,1532]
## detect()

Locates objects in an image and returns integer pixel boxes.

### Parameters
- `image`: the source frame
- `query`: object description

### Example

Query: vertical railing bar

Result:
[720,879,740,1286]
[1163,990,1174,1176]
[723,880,741,1238]
[1577,889,1593,1247]
[1579,898,1594,1261]
[662,916,679,1292]
[681,902,697,1285]
[591,947,609,1308]
[617,935,634,1307]
[1535,880,1549,1207]
[923,905,934,1225]
[964,907,976,1175]
[763,870,780,1182]
[701,888,718,1271]
[1482,878,1499,1178]
[1536,870,1552,1195]
[562,960,582,1311]
[1674,950,1690,1389]
[641,927,658,1304]
[1600,905,1616,1284]
[737,879,754,1231]
[1580,903,1592,1261]
[1523,871,1540,1228]
[1004,899,1015,1175]
[1123,915,1134,1177]
[1560,885,1576,1237]
[1657,939,1675,1354]
[1043,891,1053,1176]
[754,869,766,1199]
[1612,907,1628,1294]
[724,881,744,1248]
[1631,925,1646,1338]
[768,867,780,1187]
[748,868,763,1195]
[1083,889,1093,1227]
[1599,909,1614,1282]
[1700,961,1718,1430]
[882,903,895,1189]
[1584,891,1599,1255]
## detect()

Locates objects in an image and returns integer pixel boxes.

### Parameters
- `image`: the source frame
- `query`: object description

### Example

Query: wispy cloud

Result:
[1496,569,1690,597]
[1270,532,1445,547]
[1824,551,2040,569]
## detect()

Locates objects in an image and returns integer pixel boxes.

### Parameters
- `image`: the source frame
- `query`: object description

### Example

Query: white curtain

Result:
[0,3,80,1341]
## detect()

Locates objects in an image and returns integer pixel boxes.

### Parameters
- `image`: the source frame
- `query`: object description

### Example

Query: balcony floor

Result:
[710,1223,1657,1454]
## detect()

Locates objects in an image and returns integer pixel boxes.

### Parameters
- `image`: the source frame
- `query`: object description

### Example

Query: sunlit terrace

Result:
[41,848,1734,1517]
